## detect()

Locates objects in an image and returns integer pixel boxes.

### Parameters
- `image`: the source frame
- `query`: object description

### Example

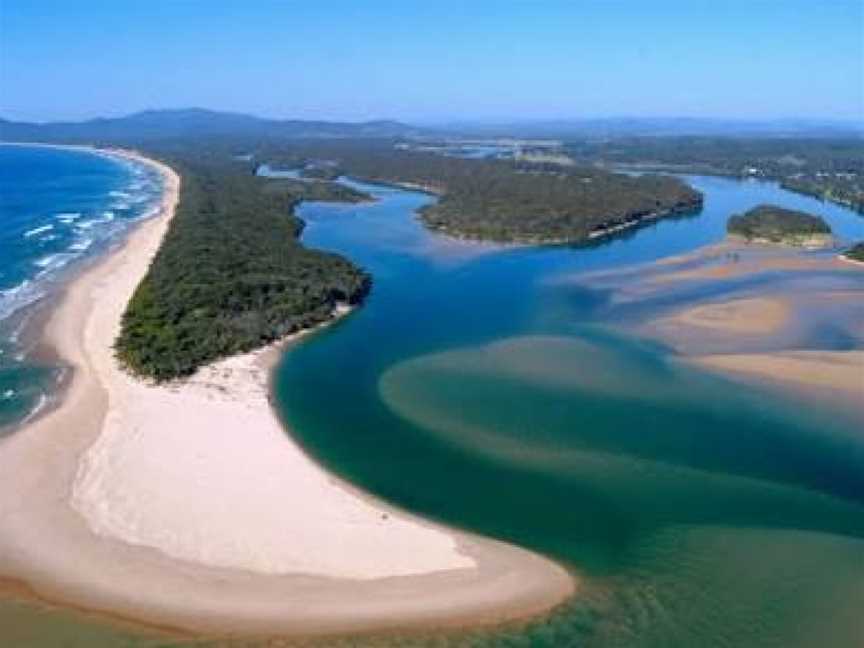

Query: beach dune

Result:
[0,149,573,636]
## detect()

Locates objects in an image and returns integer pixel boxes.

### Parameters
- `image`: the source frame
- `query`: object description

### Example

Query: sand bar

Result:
[0,147,573,636]
[688,350,864,402]
[590,238,864,409]
[660,297,791,335]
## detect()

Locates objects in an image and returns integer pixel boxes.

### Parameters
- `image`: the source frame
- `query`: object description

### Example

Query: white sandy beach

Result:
[0,148,573,636]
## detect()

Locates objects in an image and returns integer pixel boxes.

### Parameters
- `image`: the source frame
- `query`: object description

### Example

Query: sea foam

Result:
[0,280,45,323]
[23,224,54,238]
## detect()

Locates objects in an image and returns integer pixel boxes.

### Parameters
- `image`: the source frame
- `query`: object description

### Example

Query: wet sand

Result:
[687,350,864,401]
[667,247,862,408]
[577,240,864,410]
[658,296,791,334]
[650,240,856,282]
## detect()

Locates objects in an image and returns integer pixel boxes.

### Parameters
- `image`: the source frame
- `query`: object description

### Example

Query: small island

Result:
[727,204,832,247]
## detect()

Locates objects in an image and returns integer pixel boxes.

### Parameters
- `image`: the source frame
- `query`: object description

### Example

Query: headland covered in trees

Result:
[115,153,372,380]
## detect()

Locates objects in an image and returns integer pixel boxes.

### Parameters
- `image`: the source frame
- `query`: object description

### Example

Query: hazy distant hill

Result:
[0,108,426,142]
[4,110,860,143]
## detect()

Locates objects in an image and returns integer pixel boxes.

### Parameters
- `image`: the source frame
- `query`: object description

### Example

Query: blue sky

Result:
[1,1,861,123]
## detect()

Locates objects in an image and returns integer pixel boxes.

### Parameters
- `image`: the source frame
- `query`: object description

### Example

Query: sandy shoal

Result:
[649,240,855,283]
[622,240,864,409]
[660,297,791,335]
[0,148,573,636]
[687,350,864,401]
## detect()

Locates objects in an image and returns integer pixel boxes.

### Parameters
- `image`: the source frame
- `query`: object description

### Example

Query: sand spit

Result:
[0,147,573,636]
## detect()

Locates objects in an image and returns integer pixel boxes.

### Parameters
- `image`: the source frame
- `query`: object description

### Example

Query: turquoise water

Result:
[0,145,162,430]
[274,175,864,646]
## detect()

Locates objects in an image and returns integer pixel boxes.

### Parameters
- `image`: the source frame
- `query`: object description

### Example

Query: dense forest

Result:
[115,152,370,380]
[727,204,832,245]
[256,141,704,243]
[260,177,372,203]
[779,175,864,213]
[565,136,864,175]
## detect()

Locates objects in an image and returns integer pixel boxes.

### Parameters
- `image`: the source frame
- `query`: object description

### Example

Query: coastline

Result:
[0,146,574,637]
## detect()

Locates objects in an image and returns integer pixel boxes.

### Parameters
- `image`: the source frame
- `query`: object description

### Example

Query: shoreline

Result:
[0,145,574,638]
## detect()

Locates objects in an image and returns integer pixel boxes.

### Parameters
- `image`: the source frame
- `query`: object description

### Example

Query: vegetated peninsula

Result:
[727,204,833,247]
[115,156,370,380]
[417,168,702,243]
[260,143,704,243]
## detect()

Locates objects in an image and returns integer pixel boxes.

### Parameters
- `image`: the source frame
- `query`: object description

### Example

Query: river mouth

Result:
[273,173,864,646]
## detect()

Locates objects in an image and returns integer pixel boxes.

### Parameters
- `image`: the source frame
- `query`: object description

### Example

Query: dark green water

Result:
[273,176,864,647]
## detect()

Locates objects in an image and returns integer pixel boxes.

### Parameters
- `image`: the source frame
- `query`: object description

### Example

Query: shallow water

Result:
[0,145,162,430]
[272,175,864,646]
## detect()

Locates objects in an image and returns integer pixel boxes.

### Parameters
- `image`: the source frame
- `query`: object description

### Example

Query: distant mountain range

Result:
[0,108,426,142]
[1,108,860,142]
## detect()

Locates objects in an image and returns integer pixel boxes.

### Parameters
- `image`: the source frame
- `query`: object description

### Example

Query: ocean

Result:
[0,144,163,430]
